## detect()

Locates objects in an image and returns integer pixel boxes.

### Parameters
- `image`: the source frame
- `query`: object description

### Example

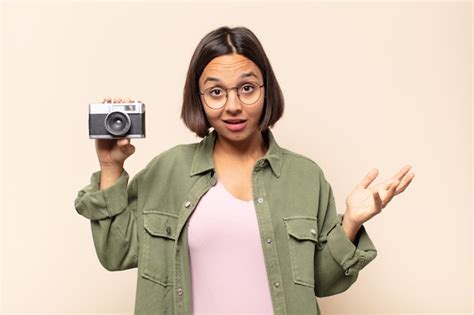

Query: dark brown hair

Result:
[181,26,284,138]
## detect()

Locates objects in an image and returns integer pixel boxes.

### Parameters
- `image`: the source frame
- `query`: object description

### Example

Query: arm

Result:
[314,170,377,297]
[74,168,140,271]
[342,216,362,243]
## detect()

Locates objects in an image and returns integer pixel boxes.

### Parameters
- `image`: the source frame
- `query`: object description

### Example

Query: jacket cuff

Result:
[326,213,377,276]
[74,169,130,220]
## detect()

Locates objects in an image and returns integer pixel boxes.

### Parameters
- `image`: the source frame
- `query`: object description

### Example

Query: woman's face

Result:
[198,53,265,144]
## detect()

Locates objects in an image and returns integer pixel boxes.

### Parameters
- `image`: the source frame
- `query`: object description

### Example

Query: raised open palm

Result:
[344,165,415,226]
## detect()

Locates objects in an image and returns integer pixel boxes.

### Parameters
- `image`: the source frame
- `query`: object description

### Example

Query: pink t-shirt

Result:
[187,179,274,315]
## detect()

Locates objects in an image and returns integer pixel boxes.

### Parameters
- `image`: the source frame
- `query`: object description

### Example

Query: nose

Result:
[224,88,242,113]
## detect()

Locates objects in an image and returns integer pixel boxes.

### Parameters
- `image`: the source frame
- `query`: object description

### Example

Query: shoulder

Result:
[151,142,198,164]
[278,146,333,190]
[137,141,200,179]
[149,142,199,167]
[280,147,324,176]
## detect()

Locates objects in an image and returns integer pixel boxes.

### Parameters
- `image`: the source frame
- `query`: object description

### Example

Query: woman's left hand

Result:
[343,164,415,228]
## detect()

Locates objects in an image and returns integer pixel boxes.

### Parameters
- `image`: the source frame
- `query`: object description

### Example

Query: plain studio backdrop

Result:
[1,1,472,314]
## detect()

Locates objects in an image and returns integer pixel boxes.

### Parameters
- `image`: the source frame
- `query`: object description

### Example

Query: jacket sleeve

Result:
[74,168,140,272]
[314,169,377,297]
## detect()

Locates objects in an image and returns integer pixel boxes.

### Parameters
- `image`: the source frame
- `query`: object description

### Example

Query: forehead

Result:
[199,54,262,84]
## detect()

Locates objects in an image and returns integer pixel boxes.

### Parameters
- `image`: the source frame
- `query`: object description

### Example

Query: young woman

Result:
[75,26,415,314]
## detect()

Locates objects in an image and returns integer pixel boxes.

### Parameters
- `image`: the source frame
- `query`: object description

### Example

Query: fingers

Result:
[383,178,400,190]
[102,96,133,103]
[117,138,130,146]
[391,165,415,196]
[374,165,415,196]
[359,168,379,189]
[391,164,412,184]
[390,179,400,192]
[384,179,399,207]
[377,178,400,209]
[394,172,415,195]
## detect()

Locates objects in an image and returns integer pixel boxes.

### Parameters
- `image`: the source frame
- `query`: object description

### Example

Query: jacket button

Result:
[184,201,191,208]
[177,287,183,295]
[266,238,272,244]
[274,281,280,288]
[257,197,264,203]
[166,226,172,235]
[310,228,317,236]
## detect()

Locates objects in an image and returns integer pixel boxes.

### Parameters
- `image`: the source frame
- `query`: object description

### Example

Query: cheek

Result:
[250,100,265,119]
[202,106,219,122]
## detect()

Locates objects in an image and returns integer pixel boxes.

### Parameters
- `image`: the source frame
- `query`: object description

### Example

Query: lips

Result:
[223,119,247,132]
[223,119,247,124]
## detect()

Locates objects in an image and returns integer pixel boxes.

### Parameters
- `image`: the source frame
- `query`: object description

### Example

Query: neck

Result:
[213,130,268,163]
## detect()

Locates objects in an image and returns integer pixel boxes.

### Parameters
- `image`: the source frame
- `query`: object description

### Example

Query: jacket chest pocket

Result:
[141,210,178,287]
[283,216,318,288]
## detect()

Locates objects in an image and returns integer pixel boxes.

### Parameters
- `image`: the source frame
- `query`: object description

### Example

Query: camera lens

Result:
[104,111,131,136]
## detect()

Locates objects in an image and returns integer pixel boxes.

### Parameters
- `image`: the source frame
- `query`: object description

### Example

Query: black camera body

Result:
[89,101,146,139]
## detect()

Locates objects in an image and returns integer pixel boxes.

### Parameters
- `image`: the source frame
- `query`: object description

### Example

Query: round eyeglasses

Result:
[199,82,265,110]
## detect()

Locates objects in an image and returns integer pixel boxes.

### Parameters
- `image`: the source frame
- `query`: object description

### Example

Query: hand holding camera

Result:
[94,97,138,170]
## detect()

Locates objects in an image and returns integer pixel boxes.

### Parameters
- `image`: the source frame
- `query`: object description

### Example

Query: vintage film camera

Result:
[89,101,146,139]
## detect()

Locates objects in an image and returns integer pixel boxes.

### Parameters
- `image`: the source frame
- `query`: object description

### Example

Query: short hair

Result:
[181,26,285,138]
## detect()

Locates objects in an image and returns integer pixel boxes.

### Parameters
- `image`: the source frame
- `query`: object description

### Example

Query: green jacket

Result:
[74,128,377,314]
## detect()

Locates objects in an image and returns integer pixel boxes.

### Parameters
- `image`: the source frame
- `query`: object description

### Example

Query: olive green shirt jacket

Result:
[74,128,378,314]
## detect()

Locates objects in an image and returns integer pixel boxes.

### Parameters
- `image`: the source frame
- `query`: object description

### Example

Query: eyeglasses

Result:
[199,82,265,110]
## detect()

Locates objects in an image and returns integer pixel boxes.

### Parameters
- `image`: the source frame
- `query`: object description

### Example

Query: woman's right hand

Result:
[95,96,136,169]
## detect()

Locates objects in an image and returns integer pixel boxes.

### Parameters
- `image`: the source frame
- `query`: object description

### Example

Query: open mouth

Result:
[223,119,247,131]
[223,119,247,124]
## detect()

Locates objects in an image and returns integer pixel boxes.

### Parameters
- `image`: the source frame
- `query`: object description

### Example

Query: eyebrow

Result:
[203,71,258,84]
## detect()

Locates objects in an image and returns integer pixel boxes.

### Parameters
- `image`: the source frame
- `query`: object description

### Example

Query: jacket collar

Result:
[190,128,282,178]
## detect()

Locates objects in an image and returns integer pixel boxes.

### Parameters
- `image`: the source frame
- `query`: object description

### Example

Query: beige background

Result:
[1,0,472,314]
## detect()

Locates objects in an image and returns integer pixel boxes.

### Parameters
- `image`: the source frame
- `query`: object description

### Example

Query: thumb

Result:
[119,143,135,155]
[124,144,135,156]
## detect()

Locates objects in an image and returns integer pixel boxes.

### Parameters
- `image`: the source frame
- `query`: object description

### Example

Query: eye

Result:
[240,83,256,93]
[209,88,224,97]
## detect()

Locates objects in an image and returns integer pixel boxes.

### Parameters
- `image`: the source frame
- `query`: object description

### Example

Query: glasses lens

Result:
[238,82,261,105]
[204,87,226,109]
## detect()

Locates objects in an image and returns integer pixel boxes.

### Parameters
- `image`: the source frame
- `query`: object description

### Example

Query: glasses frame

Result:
[199,82,265,110]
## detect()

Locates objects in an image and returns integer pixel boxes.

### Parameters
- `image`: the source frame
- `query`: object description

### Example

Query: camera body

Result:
[89,101,146,139]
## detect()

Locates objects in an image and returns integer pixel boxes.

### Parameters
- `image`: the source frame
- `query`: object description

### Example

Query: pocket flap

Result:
[143,210,179,240]
[283,216,318,242]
